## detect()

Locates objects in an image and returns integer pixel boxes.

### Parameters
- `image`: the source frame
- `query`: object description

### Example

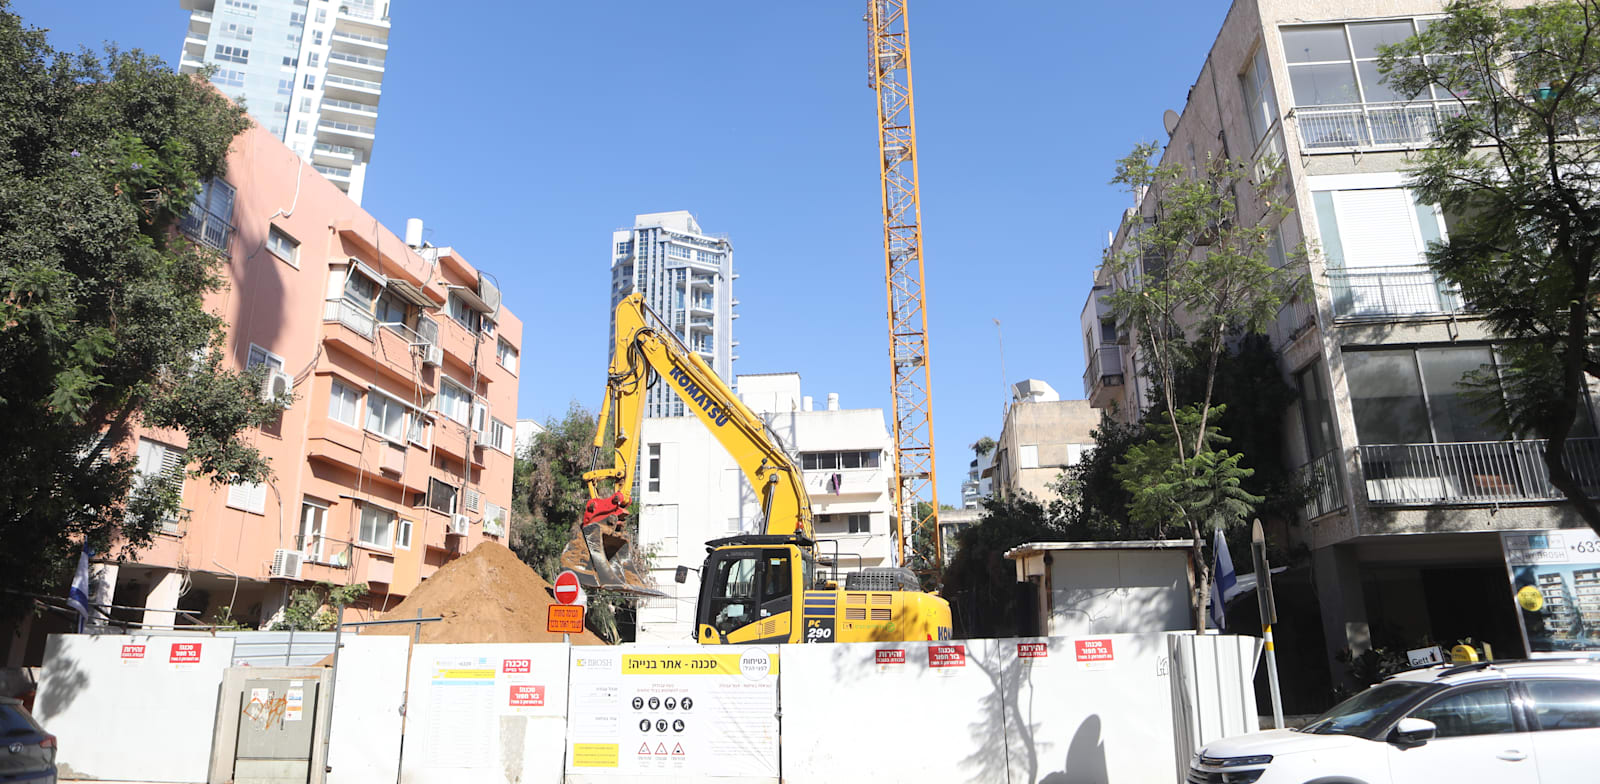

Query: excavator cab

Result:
[692,537,817,645]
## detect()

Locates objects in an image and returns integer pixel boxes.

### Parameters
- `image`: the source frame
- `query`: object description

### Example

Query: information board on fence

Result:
[565,647,779,779]
[1501,529,1600,656]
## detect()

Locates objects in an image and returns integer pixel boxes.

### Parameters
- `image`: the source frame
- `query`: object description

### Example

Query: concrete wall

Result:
[35,634,236,783]
[994,398,1097,502]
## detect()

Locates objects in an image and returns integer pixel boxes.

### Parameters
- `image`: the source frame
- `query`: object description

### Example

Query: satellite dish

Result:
[1162,109,1181,137]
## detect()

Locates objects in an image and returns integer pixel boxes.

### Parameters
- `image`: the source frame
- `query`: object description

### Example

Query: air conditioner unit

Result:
[261,370,294,403]
[270,548,303,580]
[447,514,470,536]
[421,344,443,367]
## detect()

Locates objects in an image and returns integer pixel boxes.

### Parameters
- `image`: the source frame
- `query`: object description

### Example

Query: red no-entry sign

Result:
[554,570,583,606]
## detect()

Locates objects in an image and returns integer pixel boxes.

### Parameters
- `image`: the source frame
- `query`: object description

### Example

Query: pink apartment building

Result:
[62,120,522,635]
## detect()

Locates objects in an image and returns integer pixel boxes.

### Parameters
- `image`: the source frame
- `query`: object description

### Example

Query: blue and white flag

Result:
[1210,528,1237,631]
[66,545,92,632]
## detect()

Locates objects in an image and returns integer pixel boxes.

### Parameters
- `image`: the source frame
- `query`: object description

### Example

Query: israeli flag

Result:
[1210,528,1237,631]
[66,545,92,632]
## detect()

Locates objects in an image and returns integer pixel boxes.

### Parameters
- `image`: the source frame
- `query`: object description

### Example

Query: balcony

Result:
[324,298,375,339]
[1270,296,1316,351]
[1358,438,1600,505]
[1329,264,1466,320]
[327,50,385,73]
[1294,99,1468,152]
[313,164,352,183]
[318,119,375,141]
[1082,345,1124,403]
[688,317,714,333]
[805,469,887,498]
[323,74,382,99]
[331,29,388,50]
[313,142,358,165]
[1297,450,1345,521]
[320,97,378,118]
[689,275,715,291]
[179,208,231,252]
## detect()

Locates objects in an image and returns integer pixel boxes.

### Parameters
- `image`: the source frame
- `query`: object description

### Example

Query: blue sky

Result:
[15,0,1228,503]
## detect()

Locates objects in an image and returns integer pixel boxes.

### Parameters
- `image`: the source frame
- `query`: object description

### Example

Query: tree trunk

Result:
[1193,529,1210,634]
[1545,292,1600,537]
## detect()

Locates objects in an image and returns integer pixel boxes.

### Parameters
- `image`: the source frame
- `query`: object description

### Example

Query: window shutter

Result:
[1331,189,1421,268]
[228,481,266,514]
[158,445,187,494]
[464,487,481,513]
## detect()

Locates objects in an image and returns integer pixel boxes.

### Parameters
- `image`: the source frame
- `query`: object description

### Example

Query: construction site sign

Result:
[548,604,585,634]
[565,646,779,778]
[1501,529,1600,656]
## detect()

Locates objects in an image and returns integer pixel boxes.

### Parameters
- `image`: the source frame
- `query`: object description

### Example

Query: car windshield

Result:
[1301,681,1432,736]
[0,704,40,736]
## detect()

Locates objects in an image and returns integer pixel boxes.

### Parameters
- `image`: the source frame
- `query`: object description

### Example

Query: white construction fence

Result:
[36,631,1262,784]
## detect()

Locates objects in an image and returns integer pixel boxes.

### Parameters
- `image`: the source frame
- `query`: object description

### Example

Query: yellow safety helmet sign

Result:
[1517,585,1545,613]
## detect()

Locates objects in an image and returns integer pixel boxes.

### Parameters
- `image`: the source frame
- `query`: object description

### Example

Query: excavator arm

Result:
[558,293,812,592]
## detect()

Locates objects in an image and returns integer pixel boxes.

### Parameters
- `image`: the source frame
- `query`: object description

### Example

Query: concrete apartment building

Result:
[988,380,1096,502]
[635,374,896,643]
[1080,0,1593,670]
[179,0,390,204]
[11,119,522,651]
[610,212,737,418]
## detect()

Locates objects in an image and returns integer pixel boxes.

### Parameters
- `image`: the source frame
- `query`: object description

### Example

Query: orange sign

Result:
[548,604,585,634]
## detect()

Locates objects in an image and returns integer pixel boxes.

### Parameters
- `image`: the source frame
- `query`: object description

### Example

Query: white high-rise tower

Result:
[610,212,738,418]
[178,0,388,204]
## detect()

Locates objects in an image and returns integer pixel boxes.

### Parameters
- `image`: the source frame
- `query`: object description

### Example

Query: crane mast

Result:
[866,0,942,573]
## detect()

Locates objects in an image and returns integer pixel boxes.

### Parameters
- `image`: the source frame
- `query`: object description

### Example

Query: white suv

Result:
[1188,658,1600,783]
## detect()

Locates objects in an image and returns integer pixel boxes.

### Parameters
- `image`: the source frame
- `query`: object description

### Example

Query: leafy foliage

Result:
[1379,0,1600,534]
[969,436,995,457]
[510,403,601,581]
[941,495,1076,638]
[0,4,275,617]
[1116,405,1264,539]
[270,582,369,632]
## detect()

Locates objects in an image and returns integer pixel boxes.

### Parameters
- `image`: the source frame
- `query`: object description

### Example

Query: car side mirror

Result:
[674,566,689,584]
[1390,717,1437,746]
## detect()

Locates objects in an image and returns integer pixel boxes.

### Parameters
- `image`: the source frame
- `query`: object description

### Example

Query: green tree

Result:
[270,582,369,632]
[1051,411,1142,532]
[0,5,278,617]
[1102,144,1305,631]
[510,403,600,581]
[969,436,995,458]
[1379,0,1600,535]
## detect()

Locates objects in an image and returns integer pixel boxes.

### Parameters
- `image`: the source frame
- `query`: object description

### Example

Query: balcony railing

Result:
[319,119,375,136]
[321,97,378,115]
[1358,438,1600,505]
[1295,99,1468,151]
[324,298,375,339]
[328,51,385,69]
[1298,450,1345,520]
[1082,345,1124,398]
[331,29,387,46]
[325,74,382,92]
[314,142,357,158]
[1270,296,1316,350]
[178,208,231,252]
[313,164,352,181]
[1328,264,1466,319]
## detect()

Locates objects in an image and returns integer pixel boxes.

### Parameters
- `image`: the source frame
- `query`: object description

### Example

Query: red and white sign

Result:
[503,658,532,674]
[554,570,584,606]
[169,642,202,664]
[1075,638,1114,665]
[928,644,967,668]
[1017,642,1049,660]
[509,684,544,707]
[120,644,146,662]
[875,649,906,665]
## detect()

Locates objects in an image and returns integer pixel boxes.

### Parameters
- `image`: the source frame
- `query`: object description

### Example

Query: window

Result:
[471,400,489,439]
[214,44,249,64]
[266,225,299,264]
[365,390,408,442]
[290,11,305,25]
[282,56,298,67]
[1526,680,1600,731]
[407,411,430,447]
[396,517,413,549]
[666,244,691,259]
[277,78,293,95]
[817,513,870,534]
[374,290,409,330]
[301,97,312,112]
[343,265,380,308]
[484,503,506,537]
[489,418,512,453]
[1019,444,1040,469]
[427,478,458,514]
[1313,188,1454,317]
[447,292,481,331]
[222,0,258,15]
[801,451,880,470]
[294,120,308,135]
[463,487,480,513]
[316,8,327,22]
[1296,363,1336,458]
[299,500,327,560]
[227,480,266,515]
[313,30,323,45]
[616,240,633,256]
[222,23,253,40]
[1345,347,1503,445]
[212,69,246,88]
[358,504,395,548]
[328,379,360,426]
[648,444,661,492]
[303,74,317,90]
[1067,443,1086,466]
[246,344,284,372]
[135,438,187,532]
[497,339,518,373]
[1239,46,1280,146]
[438,380,472,425]
[1409,686,1517,738]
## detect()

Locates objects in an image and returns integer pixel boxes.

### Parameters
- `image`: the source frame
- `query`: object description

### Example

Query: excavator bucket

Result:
[558,492,665,598]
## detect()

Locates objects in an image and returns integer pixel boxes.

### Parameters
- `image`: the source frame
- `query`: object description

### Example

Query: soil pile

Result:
[367,541,607,645]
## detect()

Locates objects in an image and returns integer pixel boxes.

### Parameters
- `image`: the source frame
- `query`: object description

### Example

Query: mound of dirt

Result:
[367,541,607,645]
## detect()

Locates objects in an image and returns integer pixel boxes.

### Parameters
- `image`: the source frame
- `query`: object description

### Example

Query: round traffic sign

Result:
[554,570,583,606]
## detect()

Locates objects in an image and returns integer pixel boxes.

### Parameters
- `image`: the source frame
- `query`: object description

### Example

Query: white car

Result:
[1188,657,1600,783]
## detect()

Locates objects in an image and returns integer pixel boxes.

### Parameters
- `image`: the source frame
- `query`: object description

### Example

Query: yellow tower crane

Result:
[866,0,942,573]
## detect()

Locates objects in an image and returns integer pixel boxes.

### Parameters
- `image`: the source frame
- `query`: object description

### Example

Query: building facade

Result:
[179,0,389,204]
[634,374,895,643]
[989,381,1097,502]
[609,212,737,418]
[1079,0,1592,673]
[81,120,520,636]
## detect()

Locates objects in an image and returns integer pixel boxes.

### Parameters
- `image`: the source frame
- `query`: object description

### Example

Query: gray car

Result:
[0,697,55,784]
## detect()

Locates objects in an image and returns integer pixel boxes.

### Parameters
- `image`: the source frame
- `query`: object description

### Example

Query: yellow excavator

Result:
[562,292,951,644]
